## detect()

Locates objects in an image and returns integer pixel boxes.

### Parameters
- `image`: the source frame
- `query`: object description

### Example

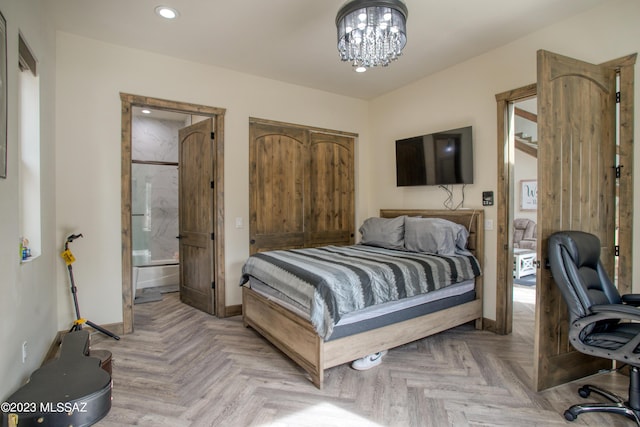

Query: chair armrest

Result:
[574,305,640,362]
[622,294,640,307]
[590,304,640,321]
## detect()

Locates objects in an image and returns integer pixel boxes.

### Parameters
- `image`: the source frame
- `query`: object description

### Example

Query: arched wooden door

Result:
[535,50,618,390]
[178,118,216,315]
[249,121,308,254]
[249,119,355,255]
[307,131,355,247]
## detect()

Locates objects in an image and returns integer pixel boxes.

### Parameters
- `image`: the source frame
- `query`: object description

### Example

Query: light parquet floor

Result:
[90,286,633,426]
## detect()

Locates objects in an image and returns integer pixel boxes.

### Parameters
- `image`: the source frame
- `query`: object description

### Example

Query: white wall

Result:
[55,33,370,328]
[369,0,640,319]
[54,0,640,330]
[3,1,637,403]
[0,0,57,400]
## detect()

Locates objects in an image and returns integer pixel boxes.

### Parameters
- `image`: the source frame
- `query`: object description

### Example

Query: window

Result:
[18,34,40,261]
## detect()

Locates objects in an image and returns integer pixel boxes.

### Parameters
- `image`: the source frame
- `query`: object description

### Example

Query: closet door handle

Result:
[250,239,256,244]
[176,235,183,239]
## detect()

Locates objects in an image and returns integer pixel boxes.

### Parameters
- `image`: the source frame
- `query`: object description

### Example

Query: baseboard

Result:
[93,322,124,336]
[482,317,497,332]
[43,331,66,364]
[225,304,242,317]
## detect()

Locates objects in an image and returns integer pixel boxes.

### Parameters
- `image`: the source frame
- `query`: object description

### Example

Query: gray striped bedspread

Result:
[240,244,482,340]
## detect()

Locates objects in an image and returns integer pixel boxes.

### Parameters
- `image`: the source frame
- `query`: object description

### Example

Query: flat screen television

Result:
[395,126,473,186]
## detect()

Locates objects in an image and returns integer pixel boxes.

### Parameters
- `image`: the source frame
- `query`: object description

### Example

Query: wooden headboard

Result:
[379,209,485,298]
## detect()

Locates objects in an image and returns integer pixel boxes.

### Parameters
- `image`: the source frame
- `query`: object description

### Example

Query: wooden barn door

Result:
[249,121,308,254]
[307,132,355,247]
[534,50,617,390]
[249,119,355,255]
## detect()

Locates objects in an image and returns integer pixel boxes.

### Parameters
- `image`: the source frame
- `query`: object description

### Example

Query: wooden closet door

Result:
[249,122,308,254]
[249,120,356,254]
[307,132,355,247]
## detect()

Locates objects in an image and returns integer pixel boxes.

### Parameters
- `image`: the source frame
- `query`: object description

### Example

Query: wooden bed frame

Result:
[242,209,484,388]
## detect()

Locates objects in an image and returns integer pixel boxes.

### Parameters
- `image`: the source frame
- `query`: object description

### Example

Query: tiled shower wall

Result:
[131,115,188,265]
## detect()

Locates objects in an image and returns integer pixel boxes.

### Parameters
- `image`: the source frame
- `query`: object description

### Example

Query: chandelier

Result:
[336,0,408,72]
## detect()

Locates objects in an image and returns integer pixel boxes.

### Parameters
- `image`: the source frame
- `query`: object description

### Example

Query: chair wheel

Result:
[578,386,591,398]
[564,410,577,421]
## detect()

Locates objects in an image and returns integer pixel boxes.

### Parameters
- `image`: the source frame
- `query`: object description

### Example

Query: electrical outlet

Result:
[21,341,27,363]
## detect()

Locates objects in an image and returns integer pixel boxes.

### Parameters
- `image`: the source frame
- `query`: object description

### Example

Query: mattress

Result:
[247,278,475,341]
[240,244,482,339]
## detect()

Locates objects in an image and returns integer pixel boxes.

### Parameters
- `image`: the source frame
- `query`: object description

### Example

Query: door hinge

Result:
[615,245,620,256]
[615,165,624,178]
[211,233,215,240]
[211,281,215,289]
[616,92,621,103]
[211,132,215,140]
[535,260,541,269]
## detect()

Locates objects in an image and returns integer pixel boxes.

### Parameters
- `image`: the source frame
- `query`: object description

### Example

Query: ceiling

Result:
[47,0,608,100]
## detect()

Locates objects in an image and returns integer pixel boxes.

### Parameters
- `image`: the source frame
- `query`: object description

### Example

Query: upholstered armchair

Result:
[513,218,537,250]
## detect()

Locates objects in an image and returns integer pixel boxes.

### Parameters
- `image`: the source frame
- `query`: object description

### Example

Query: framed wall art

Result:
[520,179,537,211]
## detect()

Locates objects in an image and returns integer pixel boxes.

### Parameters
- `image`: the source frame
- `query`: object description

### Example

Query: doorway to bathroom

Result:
[130,107,186,305]
[120,93,226,334]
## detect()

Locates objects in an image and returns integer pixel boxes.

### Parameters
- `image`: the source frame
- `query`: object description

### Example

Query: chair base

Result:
[564,387,640,424]
[564,367,640,425]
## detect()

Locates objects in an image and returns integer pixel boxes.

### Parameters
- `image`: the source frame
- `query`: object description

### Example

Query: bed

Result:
[241,209,484,388]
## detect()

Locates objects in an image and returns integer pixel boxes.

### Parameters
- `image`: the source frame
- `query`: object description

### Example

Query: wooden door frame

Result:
[494,83,536,334]
[120,93,226,334]
[494,53,635,335]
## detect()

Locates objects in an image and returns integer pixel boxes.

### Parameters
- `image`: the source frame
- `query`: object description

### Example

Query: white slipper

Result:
[351,350,388,371]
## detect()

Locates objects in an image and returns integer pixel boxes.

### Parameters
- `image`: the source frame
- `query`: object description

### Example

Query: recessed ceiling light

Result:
[354,66,367,73]
[141,109,151,114]
[155,6,179,20]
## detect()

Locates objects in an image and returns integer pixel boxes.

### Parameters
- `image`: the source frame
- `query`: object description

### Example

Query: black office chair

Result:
[548,231,640,424]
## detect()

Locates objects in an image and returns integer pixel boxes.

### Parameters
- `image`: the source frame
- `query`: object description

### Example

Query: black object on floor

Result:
[1,330,112,427]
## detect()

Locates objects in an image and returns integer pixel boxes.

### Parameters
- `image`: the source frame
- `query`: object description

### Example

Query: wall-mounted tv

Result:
[395,126,473,186]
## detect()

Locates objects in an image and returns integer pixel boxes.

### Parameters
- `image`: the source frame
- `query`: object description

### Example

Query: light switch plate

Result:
[482,191,494,206]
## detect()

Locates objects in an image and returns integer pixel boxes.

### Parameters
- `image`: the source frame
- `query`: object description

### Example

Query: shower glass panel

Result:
[131,163,179,267]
